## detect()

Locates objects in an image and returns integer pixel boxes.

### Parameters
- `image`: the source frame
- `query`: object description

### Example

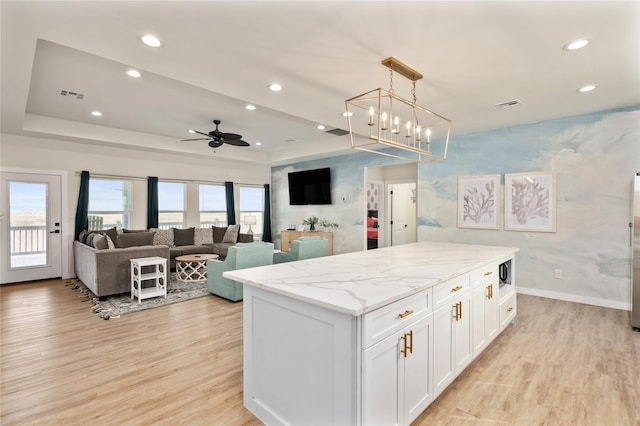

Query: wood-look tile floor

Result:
[1,279,639,425]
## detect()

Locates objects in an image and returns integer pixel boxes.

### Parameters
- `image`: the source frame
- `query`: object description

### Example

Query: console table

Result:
[280,230,333,255]
[225,242,518,425]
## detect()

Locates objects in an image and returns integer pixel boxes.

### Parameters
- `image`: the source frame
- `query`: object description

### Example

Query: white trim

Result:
[517,286,631,311]
[0,167,71,280]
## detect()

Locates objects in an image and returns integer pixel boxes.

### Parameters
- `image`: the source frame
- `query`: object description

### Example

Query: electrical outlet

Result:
[554,269,562,279]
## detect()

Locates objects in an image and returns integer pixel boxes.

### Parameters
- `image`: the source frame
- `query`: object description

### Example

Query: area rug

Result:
[70,273,209,318]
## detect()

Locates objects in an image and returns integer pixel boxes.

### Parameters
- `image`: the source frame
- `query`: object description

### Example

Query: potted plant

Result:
[318,219,339,231]
[302,215,320,231]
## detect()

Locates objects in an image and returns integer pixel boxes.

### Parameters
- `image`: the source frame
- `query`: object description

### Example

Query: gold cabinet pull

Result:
[484,271,493,276]
[450,285,463,293]
[452,301,462,321]
[486,284,493,300]
[400,330,413,358]
[507,307,514,313]
[398,309,414,319]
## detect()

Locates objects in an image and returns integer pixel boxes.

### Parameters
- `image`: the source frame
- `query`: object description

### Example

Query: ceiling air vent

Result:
[59,89,85,100]
[495,99,522,109]
[325,128,350,136]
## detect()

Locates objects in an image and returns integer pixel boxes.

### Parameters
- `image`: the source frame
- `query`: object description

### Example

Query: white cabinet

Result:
[433,276,472,397]
[362,290,433,426]
[363,314,433,426]
[472,264,499,355]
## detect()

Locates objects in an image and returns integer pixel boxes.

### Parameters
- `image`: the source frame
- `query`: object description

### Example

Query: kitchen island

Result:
[225,242,518,426]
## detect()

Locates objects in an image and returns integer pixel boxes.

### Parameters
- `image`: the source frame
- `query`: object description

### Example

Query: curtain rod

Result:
[74,171,264,187]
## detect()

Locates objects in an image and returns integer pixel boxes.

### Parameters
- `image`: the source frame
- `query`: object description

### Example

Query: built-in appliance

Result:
[632,173,640,331]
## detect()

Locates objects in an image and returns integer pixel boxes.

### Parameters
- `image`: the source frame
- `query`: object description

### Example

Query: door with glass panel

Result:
[0,172,62,284]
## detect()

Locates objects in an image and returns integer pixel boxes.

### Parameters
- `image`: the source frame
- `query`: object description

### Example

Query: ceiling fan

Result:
[181,119,250,148]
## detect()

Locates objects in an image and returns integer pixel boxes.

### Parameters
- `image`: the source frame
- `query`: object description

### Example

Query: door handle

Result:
[49,230,60,234]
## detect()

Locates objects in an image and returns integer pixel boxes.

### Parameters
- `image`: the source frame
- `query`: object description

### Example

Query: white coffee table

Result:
[175,254,219,282]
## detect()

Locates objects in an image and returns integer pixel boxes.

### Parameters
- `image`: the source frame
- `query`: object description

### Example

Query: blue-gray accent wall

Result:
[271,106,640,307]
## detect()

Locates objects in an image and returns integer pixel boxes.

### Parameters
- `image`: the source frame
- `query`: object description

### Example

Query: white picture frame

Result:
[297,225,305,231]
[505,171,556,232]
[457,174,500,229]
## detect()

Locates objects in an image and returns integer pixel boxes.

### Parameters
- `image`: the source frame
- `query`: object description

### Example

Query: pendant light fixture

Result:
[345,57,451,163]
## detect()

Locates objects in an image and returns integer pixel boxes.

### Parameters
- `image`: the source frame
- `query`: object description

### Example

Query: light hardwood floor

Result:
[1,279,639,425]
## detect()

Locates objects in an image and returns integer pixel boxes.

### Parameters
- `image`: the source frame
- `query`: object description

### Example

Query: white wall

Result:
[0,134,271,278]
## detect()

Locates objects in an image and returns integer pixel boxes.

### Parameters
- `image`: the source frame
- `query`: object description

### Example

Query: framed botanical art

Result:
[504,171,556,232]
[457,174,500,229]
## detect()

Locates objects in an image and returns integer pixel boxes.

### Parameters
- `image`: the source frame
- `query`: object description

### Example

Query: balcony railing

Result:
[10,225,47,255]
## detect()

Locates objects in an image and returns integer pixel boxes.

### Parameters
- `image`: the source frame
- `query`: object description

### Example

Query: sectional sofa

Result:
[73,225,253,297]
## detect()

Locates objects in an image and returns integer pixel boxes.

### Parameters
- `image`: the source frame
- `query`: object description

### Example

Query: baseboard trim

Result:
[517,287,631,311]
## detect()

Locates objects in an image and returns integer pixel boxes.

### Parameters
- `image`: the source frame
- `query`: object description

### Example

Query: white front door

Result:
[390,183,417,246]
[0,172,62,284]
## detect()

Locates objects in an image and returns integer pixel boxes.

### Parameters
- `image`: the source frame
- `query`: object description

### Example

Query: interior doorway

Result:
[365,163,417,250]
[0,170,64,284]
[390,182,417,246]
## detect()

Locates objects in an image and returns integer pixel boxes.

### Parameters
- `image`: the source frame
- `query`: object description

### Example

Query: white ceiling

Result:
[2,1,639,166]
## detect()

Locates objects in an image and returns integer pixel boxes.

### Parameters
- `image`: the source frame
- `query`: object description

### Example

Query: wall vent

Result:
[495,99,522,109]
[59,89,85,99]
[325,128,349,136]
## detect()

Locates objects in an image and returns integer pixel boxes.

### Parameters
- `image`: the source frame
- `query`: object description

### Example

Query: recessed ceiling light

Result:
[268,83,283,92]
[188,130,196,134]
[127,69,141,78]
[255,142,262,146]
[141,34,162,48]
[578,85,596,93]
[245,104,256,110]
[91,111,102,117]
[563,39,590,51]
[317,125,325,130]
[342,111,353,117]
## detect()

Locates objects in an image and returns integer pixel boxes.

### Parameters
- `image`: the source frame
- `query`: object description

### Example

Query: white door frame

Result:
[386,180,417,247]
[0,167,70,282]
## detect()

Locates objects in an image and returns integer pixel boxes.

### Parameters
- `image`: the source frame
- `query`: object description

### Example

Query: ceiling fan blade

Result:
[181,137,210,141]
[192,130,211,137]
[208,140,224,148]
[220,132,242,140]
[224,139,250,147]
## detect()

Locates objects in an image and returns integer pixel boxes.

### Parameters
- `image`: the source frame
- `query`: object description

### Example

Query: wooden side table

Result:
[130,256,168,304]
[175,254,219,282]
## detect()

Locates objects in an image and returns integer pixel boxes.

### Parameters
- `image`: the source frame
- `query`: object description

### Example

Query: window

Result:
[199,184,227,228]
[89,179,131,229]
[239,186,264,236]
[158,181,185,229]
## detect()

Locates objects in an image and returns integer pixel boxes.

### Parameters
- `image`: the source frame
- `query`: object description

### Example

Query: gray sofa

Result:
[74,240,170,298]
[74,225,253,297]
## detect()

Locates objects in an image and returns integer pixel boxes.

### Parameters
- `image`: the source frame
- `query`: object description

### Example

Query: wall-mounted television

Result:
[288,167,332,205]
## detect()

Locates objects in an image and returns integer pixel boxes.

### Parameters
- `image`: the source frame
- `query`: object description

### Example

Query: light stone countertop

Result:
[224,242,519,316]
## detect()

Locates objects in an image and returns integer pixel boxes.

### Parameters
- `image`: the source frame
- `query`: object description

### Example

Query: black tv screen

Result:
[288,168,332,205]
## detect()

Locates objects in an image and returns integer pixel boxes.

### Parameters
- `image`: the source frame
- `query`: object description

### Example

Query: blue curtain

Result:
[262,184,272,242]
[74,170,90,240]
[225,181,236,225]
[147,176,159,229]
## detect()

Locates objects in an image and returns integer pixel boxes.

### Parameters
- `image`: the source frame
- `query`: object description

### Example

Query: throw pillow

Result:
[238,233,254,243]
[194,227,213,245]
[102,227,119,247]
[212,226,227,243]
[173,227,195,246]
[117,231,155,248]
[92,234,109,250]
[222,224,240,243]
[105,234,116,249]
[78,230,89,244]
[85,232,97,247]
[150,228,173,246]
